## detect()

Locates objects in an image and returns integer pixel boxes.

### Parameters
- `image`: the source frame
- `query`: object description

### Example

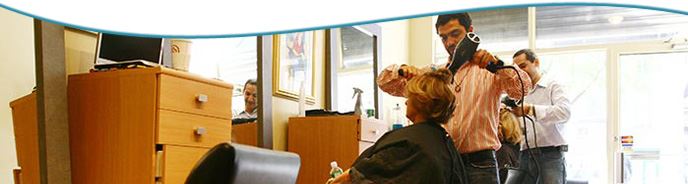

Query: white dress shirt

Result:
[233,109,257,119]
[519,73,571,151]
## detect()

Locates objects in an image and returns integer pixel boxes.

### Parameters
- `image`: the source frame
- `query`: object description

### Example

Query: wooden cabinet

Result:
[68,67,233,184]
[232,122,258,146]
[287,116,388,184]
[10,93,39,184]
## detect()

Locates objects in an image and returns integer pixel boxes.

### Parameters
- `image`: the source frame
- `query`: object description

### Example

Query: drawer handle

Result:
[371,130,379,135]
[155,150,163,178]
[196,94,209,103]
[194,127,207,136]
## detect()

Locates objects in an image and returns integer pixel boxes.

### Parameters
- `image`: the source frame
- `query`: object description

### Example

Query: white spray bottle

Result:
[298,81,306,117]
[352,87,363,117]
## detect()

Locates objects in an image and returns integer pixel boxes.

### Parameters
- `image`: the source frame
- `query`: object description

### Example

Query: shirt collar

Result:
[241,108,258,115]
[534,71,550,88]
[528,72,549,95]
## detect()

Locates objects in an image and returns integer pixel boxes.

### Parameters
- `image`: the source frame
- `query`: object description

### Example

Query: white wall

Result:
[377,17,436,125]
[408,17,434,67]
[64,29,97,75]
[0,8,36,184]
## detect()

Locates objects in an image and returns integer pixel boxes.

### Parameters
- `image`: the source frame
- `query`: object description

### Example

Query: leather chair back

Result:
[186,143,301,184]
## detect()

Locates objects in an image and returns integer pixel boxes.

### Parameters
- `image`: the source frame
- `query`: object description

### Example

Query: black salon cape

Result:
[349,122,465,184]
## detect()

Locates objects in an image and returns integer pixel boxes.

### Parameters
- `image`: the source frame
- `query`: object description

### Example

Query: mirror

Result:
[183,37,260,146]
[329,25,381,118]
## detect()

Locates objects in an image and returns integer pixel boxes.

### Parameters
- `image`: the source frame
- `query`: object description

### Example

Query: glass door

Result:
[618,51,688,183]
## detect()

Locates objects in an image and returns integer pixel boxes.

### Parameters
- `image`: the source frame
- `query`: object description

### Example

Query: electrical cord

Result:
[497,65,541,184]
[522,114,541,182]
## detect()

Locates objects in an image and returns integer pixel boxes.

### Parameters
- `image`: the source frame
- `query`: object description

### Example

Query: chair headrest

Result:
[185,143,301,184]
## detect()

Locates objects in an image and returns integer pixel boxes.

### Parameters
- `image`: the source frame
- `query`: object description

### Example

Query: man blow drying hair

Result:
[377,12,532,183]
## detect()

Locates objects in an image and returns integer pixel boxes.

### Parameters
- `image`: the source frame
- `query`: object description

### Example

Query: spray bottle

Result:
[352,87,363,117]
[298,81,306,117]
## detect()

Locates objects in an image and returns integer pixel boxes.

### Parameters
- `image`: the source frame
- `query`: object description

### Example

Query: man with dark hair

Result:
[377,12,532,183]
[233,79,258,119]
[510,49,571,184]
[513,49,538,64]
[435,13,472,54]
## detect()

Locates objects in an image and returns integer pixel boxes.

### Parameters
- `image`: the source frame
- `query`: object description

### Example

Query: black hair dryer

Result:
[447,32,480,75]
[398,32,481,77]
[448,32,505,74]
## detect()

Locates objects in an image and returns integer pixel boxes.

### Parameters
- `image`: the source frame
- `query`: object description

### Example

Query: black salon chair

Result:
[185,142,301,184]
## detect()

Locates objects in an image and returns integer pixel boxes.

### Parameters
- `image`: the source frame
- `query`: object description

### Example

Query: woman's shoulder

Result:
[366,124,444,154]
[396,123,446,139]
[386,123,445,137]
[369,123,452,159]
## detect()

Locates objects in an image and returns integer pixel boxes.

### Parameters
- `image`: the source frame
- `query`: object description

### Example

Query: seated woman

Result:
[331,69,465,184]
[496,104,523,184]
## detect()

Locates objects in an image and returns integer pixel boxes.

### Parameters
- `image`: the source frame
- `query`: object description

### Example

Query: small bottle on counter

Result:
[391,104,404,130]
[329,161,344,179]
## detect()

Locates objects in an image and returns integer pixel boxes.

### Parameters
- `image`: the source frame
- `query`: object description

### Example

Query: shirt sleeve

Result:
[377,64,443,97]
[532,82,571,125]
[495,66,532,100]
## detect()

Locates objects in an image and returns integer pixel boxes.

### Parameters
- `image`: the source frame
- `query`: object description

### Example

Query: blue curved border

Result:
[1,2,688,38]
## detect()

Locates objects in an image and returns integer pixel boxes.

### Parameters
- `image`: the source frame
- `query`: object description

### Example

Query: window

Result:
[187,37,257,114]
[537,6,688,48]
[433,8,528,63]
[619,52,688,183]
[539,51,608,183]
[426,6,688,183]
[472,8,529,52]
[328,25,382,119]
[334,27,377,114]
[341,27,374,69]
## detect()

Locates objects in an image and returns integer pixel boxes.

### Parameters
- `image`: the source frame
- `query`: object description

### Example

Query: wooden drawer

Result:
[162,145,209,184]
[360,119,387,142]
[158,110,231,148]
[159,74,232,119]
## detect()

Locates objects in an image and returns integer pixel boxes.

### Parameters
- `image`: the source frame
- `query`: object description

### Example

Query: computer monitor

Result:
[94,33,165,64]
[93,33,174,70]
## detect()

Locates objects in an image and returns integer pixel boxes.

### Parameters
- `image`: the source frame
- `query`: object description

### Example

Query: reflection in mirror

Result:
[184,37,259,146]
[334,27,376,116]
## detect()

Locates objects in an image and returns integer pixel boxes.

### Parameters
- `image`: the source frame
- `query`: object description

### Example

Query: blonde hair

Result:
[405,69,456,124]
[499,108,523,144]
